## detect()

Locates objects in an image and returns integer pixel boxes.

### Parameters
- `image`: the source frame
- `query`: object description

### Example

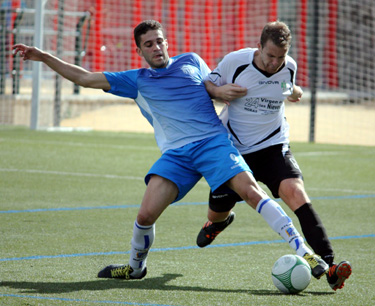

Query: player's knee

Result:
[239,184,265,208]
[279,179,309,209]
[285,179,306,198]
[136,212,156,226]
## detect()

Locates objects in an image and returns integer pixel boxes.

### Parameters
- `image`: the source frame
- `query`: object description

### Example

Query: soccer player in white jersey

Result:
[197,21,352,291]
[15,20,321,282]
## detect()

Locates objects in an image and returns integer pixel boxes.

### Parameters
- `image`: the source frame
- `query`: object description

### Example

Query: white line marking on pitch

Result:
[2,138,159,151]
[0,168,208,186]
[0,168,144,181]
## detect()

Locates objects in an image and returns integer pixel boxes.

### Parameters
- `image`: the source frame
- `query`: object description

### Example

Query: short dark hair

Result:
[260,21,292,49]
[134,20,164,48]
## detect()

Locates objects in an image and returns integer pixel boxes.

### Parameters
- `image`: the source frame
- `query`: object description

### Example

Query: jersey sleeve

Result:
[103,69,139,99]
[204,54,231,86]
[190,52,211,80]
[204,50,245,86]
[284,56,298,96]
[286,55,298,84]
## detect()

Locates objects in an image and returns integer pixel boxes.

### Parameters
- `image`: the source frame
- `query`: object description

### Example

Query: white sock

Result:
[129,221,155,274]
[256,198,312,257]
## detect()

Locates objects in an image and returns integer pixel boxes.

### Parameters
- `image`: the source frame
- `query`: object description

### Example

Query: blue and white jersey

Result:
[104,53,226,153]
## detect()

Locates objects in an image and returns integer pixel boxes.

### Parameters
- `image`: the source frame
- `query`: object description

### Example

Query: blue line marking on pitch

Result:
[1,234,373,262]
[0,204,141,214]
[1,194,375,214]
[0,293,177,306]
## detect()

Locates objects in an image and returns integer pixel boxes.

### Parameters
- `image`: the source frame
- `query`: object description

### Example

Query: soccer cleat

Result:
[196,212,235,247]
[303,253,329,279]
[97,264,147,280]
[327,261,352,291]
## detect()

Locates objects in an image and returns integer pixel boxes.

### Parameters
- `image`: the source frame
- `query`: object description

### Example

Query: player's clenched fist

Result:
[287,85,303,102]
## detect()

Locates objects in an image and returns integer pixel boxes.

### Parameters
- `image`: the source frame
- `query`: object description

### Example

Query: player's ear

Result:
[136,47,143,57]
[165,39,168,49]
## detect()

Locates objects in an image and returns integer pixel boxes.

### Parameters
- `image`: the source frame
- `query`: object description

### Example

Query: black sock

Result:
[294,203,334,264]
[322,255,335,267]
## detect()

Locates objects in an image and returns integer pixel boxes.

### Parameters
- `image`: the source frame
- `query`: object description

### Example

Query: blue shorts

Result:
[145,133,251,202]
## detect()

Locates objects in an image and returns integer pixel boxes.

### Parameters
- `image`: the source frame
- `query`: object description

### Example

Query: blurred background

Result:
[0,0,374,146]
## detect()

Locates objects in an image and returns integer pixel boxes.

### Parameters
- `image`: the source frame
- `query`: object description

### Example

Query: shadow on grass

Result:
[1,274,333,296]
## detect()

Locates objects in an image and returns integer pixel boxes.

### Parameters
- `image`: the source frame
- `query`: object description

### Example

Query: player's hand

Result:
[13,44,45,62]
[215,83,247,105]
[287,85,303,102]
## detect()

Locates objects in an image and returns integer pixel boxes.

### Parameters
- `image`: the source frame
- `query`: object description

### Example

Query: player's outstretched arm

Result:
[204,81,247,105]
[13,44,110,91]
[287,84,303,102]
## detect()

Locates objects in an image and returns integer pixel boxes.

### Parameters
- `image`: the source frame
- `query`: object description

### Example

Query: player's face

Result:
[136,29,169,69]
[258,40,288,74]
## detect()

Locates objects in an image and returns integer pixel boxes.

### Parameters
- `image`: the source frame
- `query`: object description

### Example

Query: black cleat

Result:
[303,253,329,279]
[327,261,352,291]
[98,264,147,279]
[197,212,235,247]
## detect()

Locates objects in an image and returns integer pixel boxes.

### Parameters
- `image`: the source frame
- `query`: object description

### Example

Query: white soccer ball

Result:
[271,254,312,294]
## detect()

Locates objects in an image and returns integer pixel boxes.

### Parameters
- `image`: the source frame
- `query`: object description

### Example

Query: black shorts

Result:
[209,144,303,212]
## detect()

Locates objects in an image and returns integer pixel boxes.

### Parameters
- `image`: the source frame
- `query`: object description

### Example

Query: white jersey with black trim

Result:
[206,48,297,154]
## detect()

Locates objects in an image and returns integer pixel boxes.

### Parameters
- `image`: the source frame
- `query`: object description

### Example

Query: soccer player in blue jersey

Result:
[197,21,352,290]
[15,20,322,281]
